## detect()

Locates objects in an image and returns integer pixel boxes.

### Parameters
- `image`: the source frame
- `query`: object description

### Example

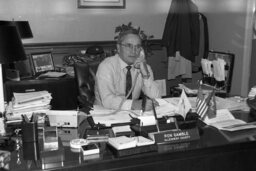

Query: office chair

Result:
[73,45,105,108]
[74,62,97,110]
[74,62,110,130]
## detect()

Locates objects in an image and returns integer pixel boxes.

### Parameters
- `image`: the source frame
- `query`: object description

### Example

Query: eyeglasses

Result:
[119,43,142,52]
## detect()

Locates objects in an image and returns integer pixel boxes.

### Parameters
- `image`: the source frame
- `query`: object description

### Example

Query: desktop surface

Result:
[5,111,256,171]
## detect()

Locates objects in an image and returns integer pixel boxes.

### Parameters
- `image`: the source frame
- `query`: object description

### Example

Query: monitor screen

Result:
[30,52,54,75]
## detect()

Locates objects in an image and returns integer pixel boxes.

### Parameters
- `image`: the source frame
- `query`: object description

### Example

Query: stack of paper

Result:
[203,109,256,131]
[6,91,52,121]
[91,99,178,126]
[178,83,214,95]
[37,71,67,79]
[164,96,249,112]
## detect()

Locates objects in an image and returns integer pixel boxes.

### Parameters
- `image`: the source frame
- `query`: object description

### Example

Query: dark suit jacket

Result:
[162,0,200,62]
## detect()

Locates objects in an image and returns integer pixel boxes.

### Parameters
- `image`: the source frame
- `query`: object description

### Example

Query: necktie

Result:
[125,66,132,99]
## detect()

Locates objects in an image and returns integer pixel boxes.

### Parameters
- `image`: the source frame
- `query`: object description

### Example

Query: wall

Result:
[0,0,171,43]
[0,0,253,96]
[196,0,253,96]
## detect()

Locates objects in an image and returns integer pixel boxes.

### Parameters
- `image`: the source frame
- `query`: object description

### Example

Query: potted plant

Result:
[114,22,154,57]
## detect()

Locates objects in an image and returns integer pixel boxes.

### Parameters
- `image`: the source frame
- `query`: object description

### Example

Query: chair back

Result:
[74,62,99,107]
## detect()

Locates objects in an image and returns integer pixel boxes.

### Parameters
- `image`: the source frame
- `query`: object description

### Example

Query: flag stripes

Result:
[196,97,208,117]
[196,82,216,119]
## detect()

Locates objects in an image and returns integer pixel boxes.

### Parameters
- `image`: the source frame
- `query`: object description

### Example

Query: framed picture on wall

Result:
[78,0,126,9]
[30,52,55,75]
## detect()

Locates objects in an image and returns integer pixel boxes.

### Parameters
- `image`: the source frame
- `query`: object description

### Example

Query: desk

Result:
[4,77,78,110]
[5,111,256,171]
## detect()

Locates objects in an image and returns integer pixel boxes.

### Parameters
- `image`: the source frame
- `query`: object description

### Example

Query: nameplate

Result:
[148,128,200,144]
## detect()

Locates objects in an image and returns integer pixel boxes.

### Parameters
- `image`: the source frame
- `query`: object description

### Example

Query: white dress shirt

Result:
[94,54,160,110]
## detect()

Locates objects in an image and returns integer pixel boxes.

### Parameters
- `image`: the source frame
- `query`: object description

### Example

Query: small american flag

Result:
[196,83,208,117]
[204,88,216,119]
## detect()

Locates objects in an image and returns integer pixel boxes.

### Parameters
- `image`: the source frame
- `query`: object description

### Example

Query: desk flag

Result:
[176,89,192,119]
[196,84,217,120]
[204,88,217,119]
[196,83,208,118]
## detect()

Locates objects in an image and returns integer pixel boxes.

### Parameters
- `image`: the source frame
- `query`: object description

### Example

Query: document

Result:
[37,71,67,79]
[203,109,256,131]
[13,91,52,104]
[91,107,134,126]
[164,96,249,112]
[91,99,178,126]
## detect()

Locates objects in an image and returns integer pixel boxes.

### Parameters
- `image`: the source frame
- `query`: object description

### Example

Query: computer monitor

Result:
[30,52,54,76]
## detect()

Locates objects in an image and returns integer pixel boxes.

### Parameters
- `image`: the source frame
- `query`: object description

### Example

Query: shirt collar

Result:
[117,54,134,71]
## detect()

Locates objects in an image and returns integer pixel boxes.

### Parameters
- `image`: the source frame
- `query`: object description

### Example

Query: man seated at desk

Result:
[94,24,161,111]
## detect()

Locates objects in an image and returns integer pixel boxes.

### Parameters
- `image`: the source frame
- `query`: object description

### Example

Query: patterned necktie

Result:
[125,65,132,99]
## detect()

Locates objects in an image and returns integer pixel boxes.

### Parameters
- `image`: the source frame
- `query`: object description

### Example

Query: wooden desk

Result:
[6,111,256,171]
[4,77,78,110]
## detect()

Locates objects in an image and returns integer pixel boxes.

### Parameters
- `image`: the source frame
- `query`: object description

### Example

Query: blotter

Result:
[148,128,200,144]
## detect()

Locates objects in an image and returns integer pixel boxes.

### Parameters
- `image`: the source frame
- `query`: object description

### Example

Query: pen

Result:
[141,94,147,115]
[173,117,179,130]
[152,99,160,132]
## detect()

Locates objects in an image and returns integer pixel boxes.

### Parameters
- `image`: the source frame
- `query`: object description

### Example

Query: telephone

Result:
[134,49,149,78]
[134,49,146,69]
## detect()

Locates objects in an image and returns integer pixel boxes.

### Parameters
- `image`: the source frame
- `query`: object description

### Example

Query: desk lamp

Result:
[0,20,33,39]
[0,25,26,113]
[15,21,33,39]
[0,20,32,80]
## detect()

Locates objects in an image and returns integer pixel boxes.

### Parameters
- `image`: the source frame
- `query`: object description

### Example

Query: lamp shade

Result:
[0,25,27,63]
[15,21,33,39]
[0,20,33,39]
[0,20,13,26]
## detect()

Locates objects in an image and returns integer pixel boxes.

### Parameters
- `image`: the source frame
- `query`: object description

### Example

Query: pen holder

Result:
[22,121,38,143]
[23,141,40,161]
